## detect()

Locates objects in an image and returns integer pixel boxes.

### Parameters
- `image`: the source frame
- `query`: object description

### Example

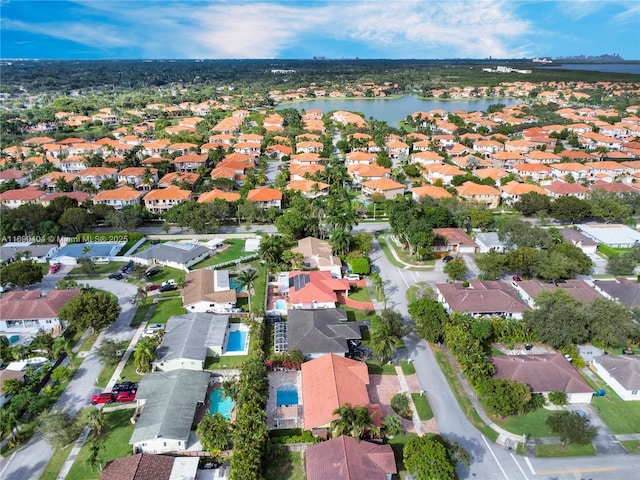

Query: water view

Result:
[276,94,523,127]
[540,63,640,75]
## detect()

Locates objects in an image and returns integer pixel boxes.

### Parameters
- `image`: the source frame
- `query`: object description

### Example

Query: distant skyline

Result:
[1,0,639,60]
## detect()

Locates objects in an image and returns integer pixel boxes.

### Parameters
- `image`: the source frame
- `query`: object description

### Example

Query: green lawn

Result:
[621,440,640,453]
[400,360,416,375]
[535,443,596,457]
[366,362,397,375]
[348,285,373,303]
[205,354,250,369]
[147,266,186,286]
[148,298,184,324]
[344,306,372,322]
[66,409,137,480]
[190,239,248,269]
[263,450,306,480]
[118,353,143,383]
[96,340,130,388]
[490,347,506,356]
[432,346,499,442]
[40,443,74,480]
[130,298,154,327]
[493,408,555,438]
[597,244,632,258]
[411,393,433,421]
[583,373,640,434]
[376,236,405,268]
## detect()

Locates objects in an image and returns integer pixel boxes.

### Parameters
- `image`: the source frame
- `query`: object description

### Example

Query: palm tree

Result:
[133,336,157,374]
[53,336,72,359]
[236,268,259,313]
[331,403,380,441]
[371,320,403,363]
[329,228,352,256]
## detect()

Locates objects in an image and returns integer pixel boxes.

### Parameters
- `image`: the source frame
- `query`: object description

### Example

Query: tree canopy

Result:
[58,289,121,333]
[0,260,43,289]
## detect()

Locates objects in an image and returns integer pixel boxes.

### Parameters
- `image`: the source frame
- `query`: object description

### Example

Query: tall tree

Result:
[197,412,233,455]
[0,260,43,289]
[58,290,121,333]
[409,298,448,343]
[331,403,380,441]
[236,268,258,313]
[133,336,157,374]
[403,436,456,480]
[370,310,405,363]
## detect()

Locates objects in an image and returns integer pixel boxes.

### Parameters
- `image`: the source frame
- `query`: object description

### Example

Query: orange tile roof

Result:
[474,167,508,180]
[287,179,330,193]
[362,178,404,191]
[93,185,144,202]
[456,181,500,196]
[302,354,371,430]
[79,167,117,176]
[173,152,208,164]
[550,162,591,172]
[247,188,282,202]
[143,185,192,201]
[412,185,452,199]
[158,171,200,185]
[0,186,46,202]
[197,189,241,203]
[500,181,547,196]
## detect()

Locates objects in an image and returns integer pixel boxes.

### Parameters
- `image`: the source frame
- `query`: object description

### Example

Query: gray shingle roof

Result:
[129,369,210,446]
[136,242,209,264]
[594,355,640,390]
[153,313,229,364]
[287,308,360,355]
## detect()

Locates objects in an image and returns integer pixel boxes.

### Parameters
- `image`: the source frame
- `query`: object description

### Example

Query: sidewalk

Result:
[379,235,433,270]
[55,298,157,479]
[395,365,425,436]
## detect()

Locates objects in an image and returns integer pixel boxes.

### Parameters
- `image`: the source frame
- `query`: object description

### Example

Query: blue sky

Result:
[1,0,639,60]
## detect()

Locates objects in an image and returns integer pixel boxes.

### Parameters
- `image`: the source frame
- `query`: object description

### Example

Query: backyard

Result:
[190,239,252,269]
[263,450,305,480]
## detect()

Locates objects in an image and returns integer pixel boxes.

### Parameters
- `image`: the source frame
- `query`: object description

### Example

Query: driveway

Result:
[0,279,138,480]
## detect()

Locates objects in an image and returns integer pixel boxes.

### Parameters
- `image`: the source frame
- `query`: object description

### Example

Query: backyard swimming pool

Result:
[274,299,287,310]
[276,383,299,407]
[209,387,234,419]
[229,278,247,292]
[223,324,250,355]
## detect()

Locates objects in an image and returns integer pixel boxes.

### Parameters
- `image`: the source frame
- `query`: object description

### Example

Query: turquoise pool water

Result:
[229,278,247,292]
[276,384,298,407]
[226,330,247,352]
[9,335,20,344]
[274,299,287,310]
[209,388,234,419]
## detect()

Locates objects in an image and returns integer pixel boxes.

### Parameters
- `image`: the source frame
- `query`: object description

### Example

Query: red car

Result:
[146,284,160,291]
[115,390,137,403]
[49,263,61,274]
[91,393,114,405]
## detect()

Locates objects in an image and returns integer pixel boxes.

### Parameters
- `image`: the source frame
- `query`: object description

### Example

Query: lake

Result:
[540,63,640,75]
[276,94,523,126]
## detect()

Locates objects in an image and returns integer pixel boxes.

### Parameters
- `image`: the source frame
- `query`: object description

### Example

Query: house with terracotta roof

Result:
[99,453,198,480]
[233,142,261,157]
[432,228,478,254]
[584,161,626,181]
[490,151,526,170]
[345,151,377,165]
[0,169,30,187]
[544,180,590,199]
[40,191,90,207]
[411,185,452,201]
[500,181,547,205]
[0,289,80,335]
[474,167,509,185]
[172,153,208,173]
[291,152,323,165]
[296,141,324,154]
[182,269,237,314]
[0,186,46,208]
[435,279,529,319]
[287,180,330,199]
[591,355,640,401]
[289,163,325,181]
[510,279,603,308]
[292,237,342,277]
[247,188,282,209]
[512,163,552,183]
[78,167,118,187]
[305,435,396,480]
[265,144,293,160]
[558,150,595,162]
[473,139,503,155]
[348,164,390,185]
[143,186,192,214]
[361,178,404,200]
[157,172,200,189]
[423,163,465,185]
[93,185,145,210]
[284,271,350,309]
[117,167,158,190]
[301,353,381,437]
[523,150,562,165]
[491,353,593,404]
[456,181,501,208]
[52,155,86,173]
[196,189,241,204]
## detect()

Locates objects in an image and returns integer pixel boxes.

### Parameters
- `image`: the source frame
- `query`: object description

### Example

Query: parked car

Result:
[442,255,454,263]
[145,323,165,336]
[112,382,138,393]
[91,392,114,405]
[345,274,360,281]
[120,261,134,273]
[574,409,590,424]
[512,276,522,282]
[48,263,61,274]
[146,283,160,291]
[108,272,123,280]
[159,283,176,293]
[145,267,161,278]
[115,390,137,403]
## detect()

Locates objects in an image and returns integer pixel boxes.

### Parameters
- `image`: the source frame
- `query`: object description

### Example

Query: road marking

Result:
[510,453,529,480]
[397,268,410,288]
[481,435,509,480]
[536,467,617,475]
[524,456,536,474]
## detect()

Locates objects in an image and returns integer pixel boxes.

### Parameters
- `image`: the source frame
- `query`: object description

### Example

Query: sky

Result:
[1,0,639,60]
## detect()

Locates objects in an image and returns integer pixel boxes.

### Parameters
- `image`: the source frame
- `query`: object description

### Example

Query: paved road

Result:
[0,280,138,480]
[369,238,640,480]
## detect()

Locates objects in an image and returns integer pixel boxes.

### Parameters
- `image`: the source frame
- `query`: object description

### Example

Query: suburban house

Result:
[182,269,237,313]
[99,453,199,480]
[475,232,509,253]
[92,185,145,210]
[456,182,501,208]
[0,186,46,208]
[196,189,241,204]
[0,289,80,335]
[513,163,553,182]
[0,368,26,409]
[361,178,405,200]
[305,435,396,480]
[301,354,381,437]
[491,353,594,404]
[286,179,330,198]
[78,167,118,187]
[135,241,209,271]
[0,242,58,263]
[575,224,640,248]
[157,172,200,189]
[348,164,390,185]
[172,153,208,172]
[411,185,452,201]
[152,313,229,371]
[560,228,599,254]
[0,169,30,187]
[117,167,158,190]
[435,280,529,319]
[247,188,282,209]
[143,186,192,214]
[499,181,547,206]
[286,271,351,309]
[432,228,478,254]
[544,181,590,199]
[129,369,210,454]
[510,279,603,308]
[287,308,361,359]
[593,278,640,308]
[291,237,343,278]
[591,355,640,401]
